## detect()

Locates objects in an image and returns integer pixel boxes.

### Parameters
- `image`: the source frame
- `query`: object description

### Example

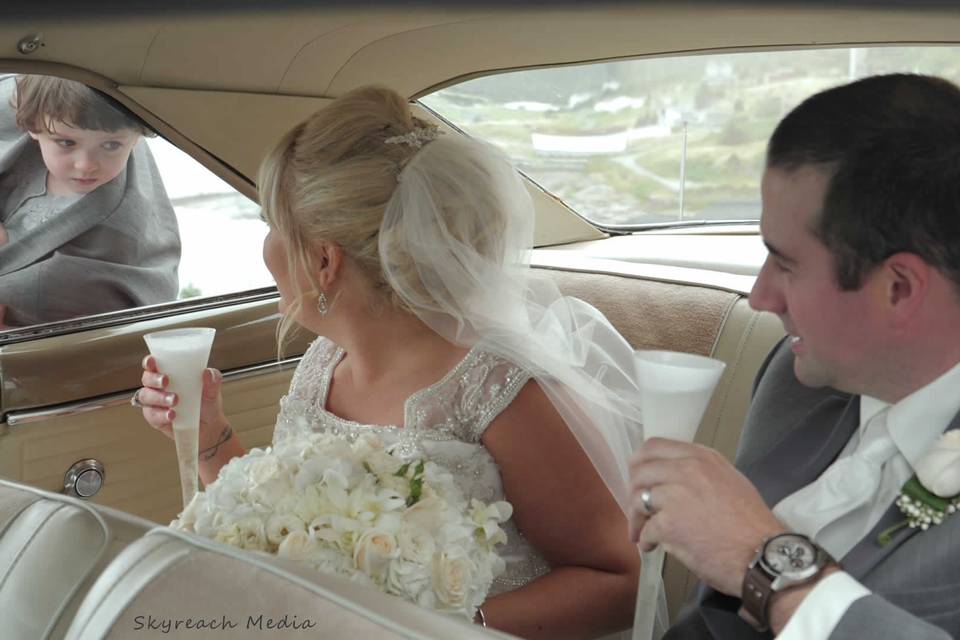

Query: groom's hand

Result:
[628,438,785,596]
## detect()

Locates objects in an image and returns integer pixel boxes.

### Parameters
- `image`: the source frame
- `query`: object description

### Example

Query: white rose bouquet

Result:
[171,433,512,619]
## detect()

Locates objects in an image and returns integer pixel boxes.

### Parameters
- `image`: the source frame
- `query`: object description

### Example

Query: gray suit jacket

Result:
[0,76,181,327]
[666,337,960,639]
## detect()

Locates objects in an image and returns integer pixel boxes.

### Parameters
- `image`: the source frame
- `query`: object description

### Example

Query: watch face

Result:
[762,533,816,578]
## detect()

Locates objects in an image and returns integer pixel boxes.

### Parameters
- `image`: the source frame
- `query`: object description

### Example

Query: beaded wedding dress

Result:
[273,336,551,596]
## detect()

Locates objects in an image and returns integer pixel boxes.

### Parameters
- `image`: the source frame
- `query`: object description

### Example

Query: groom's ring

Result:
[130,390,145,409]
[640,488,656,516]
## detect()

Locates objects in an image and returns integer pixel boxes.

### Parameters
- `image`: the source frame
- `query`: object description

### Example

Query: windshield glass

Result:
[422,46,960,228]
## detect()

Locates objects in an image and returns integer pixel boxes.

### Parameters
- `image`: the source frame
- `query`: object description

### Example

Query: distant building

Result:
[594,96,646,113]
[531,131,628,155]
[504,101,559,112]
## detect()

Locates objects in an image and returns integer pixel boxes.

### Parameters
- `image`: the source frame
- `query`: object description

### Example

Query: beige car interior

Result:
[0,264,781,638]
[1,2,953,638]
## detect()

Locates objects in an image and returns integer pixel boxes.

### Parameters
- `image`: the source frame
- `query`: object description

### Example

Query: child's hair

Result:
[13,74,153,136]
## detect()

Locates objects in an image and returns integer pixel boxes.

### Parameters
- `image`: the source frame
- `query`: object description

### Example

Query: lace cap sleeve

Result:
[285,336,341,403]
[273,336,340,444]
[407,349,531,443]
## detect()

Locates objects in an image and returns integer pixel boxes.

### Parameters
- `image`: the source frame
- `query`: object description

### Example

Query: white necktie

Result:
[775,411,898,559]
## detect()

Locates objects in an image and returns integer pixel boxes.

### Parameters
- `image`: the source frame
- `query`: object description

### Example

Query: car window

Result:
[0,73,272,333]
[145,137,271,301]
[421,46,960,228]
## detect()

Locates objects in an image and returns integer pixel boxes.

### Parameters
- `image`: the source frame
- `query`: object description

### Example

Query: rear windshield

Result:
[422,46,960,229]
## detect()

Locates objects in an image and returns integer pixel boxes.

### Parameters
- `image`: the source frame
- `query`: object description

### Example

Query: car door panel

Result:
[1,363,298,523]
[0,294,311,523]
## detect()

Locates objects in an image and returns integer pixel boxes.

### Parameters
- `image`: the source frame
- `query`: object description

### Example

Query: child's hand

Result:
[0,222,7,246]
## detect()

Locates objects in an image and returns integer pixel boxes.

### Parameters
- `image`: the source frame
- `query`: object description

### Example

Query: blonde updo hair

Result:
[259,86,460,349]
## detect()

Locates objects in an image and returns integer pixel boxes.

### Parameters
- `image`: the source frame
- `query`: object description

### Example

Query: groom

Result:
[629,73,960,639]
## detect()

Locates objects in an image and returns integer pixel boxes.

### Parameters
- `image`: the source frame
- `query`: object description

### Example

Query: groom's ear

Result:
[880,252,929,330]
[312,241,344,289]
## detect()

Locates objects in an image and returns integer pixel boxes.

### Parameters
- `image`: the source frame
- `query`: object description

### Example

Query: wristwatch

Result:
[737,532,835,632]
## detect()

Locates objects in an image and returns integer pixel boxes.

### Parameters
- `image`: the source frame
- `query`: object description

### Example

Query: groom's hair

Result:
[767,73,960,293]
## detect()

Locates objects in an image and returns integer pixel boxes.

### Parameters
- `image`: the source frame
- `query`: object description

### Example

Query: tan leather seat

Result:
[537,263,784,617]
[0,478,155,640]
[66,527,517,639]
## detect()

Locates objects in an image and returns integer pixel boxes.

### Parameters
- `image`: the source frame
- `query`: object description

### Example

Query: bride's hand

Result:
[137,355,228,442]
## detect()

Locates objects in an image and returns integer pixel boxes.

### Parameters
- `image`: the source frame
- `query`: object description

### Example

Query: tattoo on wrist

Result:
[200,425,233,461]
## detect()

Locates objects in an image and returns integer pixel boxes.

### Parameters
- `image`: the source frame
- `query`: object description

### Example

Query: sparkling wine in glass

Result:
[143,327,216,509]
[632,350,726,640]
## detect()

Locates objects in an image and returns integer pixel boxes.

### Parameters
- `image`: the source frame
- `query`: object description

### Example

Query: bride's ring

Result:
[640,487,656,516]
[130,390,144,408]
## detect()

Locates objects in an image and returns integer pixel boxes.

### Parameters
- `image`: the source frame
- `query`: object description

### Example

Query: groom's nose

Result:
[748,256,785,315]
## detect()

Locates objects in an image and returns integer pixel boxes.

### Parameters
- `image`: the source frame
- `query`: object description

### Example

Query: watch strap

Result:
[738,557,774,632]
[737,534,836,632]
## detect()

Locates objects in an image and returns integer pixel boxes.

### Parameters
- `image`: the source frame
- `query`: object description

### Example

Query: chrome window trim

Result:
[2,356,301,428]
[0,287,280,346]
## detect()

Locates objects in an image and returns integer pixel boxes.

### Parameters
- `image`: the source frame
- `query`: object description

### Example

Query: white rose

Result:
[432,548,474,609]
[248,456,282,485]
[236,516,268,550]
[354,529,399,581]
[375,512,404,534]
[916,431,960,498]
[404,497,446,533]
[388,558,431,600]
[305,546,352,575]
[437,522,474,547]
[249,477,290,507]
[397,525,436,564]
[267,513,307,546]
[277,530,317,560]
[213,523,242,547]
[191,502,218,537]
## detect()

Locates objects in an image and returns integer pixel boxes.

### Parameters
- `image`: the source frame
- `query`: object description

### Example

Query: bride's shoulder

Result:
[288,336,340,394]
[435,347,531,441]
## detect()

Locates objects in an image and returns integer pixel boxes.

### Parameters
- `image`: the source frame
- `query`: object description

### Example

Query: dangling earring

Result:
[317,291,329,316]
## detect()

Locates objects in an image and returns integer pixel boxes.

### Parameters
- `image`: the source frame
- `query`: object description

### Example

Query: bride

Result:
[135,86,648,639]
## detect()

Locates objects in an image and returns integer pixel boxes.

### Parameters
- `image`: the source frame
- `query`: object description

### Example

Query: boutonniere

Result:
[878,431,960,546]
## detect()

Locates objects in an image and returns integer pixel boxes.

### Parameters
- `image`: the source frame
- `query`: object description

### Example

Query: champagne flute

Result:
[632,350,726,640]
[143,327,216,509]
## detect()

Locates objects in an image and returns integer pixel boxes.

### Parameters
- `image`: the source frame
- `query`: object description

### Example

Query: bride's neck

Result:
[330,303,461,386]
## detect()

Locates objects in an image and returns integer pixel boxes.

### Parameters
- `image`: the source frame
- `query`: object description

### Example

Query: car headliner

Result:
[1,2,959,245]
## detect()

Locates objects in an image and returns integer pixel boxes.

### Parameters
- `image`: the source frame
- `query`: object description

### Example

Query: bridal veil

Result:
[378,131,646,514]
